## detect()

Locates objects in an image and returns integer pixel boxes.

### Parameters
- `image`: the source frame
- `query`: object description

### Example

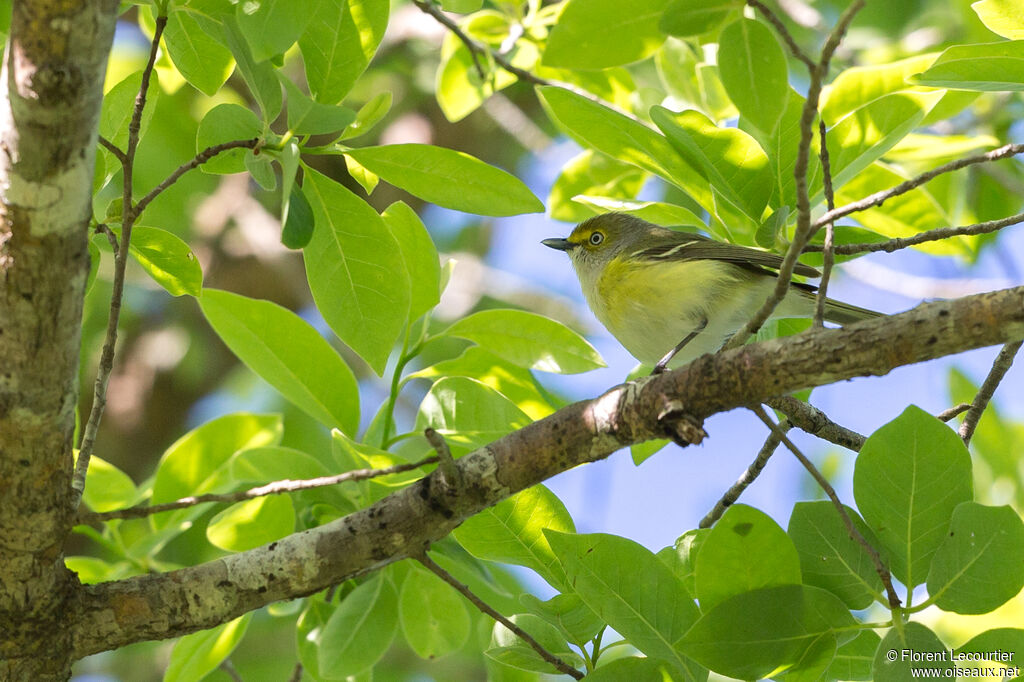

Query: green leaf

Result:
[381,201,441,324]
[454,485,575,590]
[825,92,939,193]
[399,565,471,659]
[244,149,276,190]
[519,593,604,645]
[206,494,295,551]
[569,196,709,235]
[955,628,1024,664]
[296,599,335,681]
[788,501,885,610]
[302,166,411,375]
[821,53,940,123]
[222,15,283,121]
[661,528,708,596]
[442,0,483,11]
[677,585,853,680]
[164,9,233,95]
[913,40,1024,91]
[199,289,360,434]
[236,0,312,62]
[86,239,100,295]
[100,70,159,151]
[341,91,392,140]
[538,86,712,211]
[344,154,380,194]
[548,149,647,223]
[873,622,951,680]
[545,531,703,679]
[443,309,604,374]
[717,18,788,134]
[80,455,137,514]
[660,0,739,37]
[436,33,534,123]
[542,0,672,69]
[743,88,821,210]
[164,614,252,682]
[345,144,543,217]
[299,0,389,104]
[694,504,801,611]
[117,226,202,297]
[281,184,314,249]
[973,0,1024,39]
[195,103,263,175]
[415,377,531,451]
[926,502,1024,614]
[631,439,669,465]
[651,106,772,221]
[586,657,682,681]
[853,405,974,589]
[229,445,332,482]
[487,614,583,674]
[151,413,283,517]
[408,346,556,421]
[318,573,398,676]
[281,77,356,136]
[825,630,881,681]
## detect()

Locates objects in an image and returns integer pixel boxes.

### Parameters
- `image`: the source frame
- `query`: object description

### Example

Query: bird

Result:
[542,212,880,372]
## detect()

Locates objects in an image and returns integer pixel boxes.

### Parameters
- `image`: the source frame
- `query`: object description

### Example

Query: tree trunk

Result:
[0,1,118,678]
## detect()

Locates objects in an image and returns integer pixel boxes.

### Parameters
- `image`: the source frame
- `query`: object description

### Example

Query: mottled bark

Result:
[0,1,118,679]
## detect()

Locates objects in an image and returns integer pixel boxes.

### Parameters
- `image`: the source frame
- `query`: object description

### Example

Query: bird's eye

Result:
[589,231,604,246]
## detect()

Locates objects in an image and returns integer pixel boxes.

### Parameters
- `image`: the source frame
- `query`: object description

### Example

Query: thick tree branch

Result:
[69,286,1024,658]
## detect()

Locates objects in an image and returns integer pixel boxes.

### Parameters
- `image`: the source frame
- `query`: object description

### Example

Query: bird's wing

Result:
[633,231,822,278]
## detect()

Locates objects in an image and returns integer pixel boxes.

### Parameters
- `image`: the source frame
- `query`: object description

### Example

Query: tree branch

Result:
[959,340,1022,445]
[77,456,439,525]
[767,395,866,452]
[71,13,168,510]
[804,211,1024,256]
[68,286,1024,658]
[814,143,1024,230]
[752,406,901,608]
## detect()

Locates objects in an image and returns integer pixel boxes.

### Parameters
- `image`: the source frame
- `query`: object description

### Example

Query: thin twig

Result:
[804,210,1024,256]
[752,405,901,609]
[766,396,866,451]
[97,134,128,167]
[747,0,816,69]
[77,456,439,524]
[814,119,837,328]
[412,0,641,122]
[937,403,971,423]
[288,662,303,682]
[71,14,168,509]
[418,552,584,680]
[724,1,864,351]
[814,143,1024,230]
[94,223,119,252]
[134,138,260,217]
[219,660,244,682]
[959,340,1023,445]
[424,427,462,491]
[700,423,790,528]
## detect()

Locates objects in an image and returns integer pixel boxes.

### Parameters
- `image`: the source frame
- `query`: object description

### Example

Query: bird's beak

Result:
[542,237,576,251]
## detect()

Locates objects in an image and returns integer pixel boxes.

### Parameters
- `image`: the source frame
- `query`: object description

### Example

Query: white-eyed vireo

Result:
[543,212,880,371]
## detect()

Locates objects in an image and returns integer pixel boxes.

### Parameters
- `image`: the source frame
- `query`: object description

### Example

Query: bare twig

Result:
[752,405,901,608]
[94,223,119,252]
[804,211,1024,256]
[288,662,303,682]
[424,427,462,490]
[412,0,641,122]
[747,0,816,69]
[815,143,1024,230]
[814,119,837,327]
[97,134,128,167]
[418,552,584,680]
[219,659,244,682]
[724,1,864,350]
[767,395,866,452]
[72,14,168,509]
[700,423,790,528]
[959,340,1023,445]
[937,403,971,423]
[78,456,439,525]
[133,138,260,217]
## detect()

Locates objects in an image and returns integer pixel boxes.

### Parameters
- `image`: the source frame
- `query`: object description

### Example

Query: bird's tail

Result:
[792,284,881,324]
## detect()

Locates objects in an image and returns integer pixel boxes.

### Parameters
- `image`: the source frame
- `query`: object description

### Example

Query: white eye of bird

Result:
[589,232,604,246]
